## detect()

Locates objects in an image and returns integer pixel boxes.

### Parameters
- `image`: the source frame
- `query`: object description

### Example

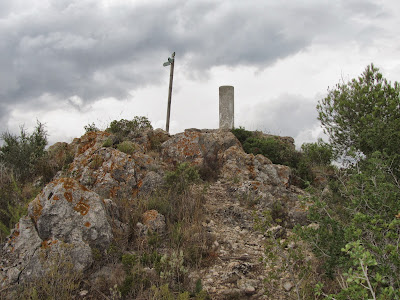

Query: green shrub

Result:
[301,138,334,167]
[106,116,152,141]
[89,154,104,169]
[0,121,47,181]
[102,138,113,147]
[231,127,254,144]
[164,163,200,194]
[0,170,39,239]
[84,122,100,133]
[122,253,138,270]
[117,141,136,155]
[232,126,315,187]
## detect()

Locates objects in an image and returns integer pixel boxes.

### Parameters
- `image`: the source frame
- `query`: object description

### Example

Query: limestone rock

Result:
[0,178,112,286]
[161,129,241,169]
[139,171,164,195]
[69,131,111,157]
[220,145,290,188]
[67,146,139,199]
[139,210,166,235]
[66,132,162,199]
[283,281,293,292]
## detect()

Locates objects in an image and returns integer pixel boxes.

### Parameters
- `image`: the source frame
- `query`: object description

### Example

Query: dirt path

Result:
[190,181,291,299]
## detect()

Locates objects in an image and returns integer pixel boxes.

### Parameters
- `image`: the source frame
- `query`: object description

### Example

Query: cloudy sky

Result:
[1,0,400,147]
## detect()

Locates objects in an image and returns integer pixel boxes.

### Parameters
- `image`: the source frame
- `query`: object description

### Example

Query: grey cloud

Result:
[0,0,388,126]
[240,94,319,140]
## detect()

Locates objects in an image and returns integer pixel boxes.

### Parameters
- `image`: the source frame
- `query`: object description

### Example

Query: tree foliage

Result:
[317,63,400,160]
[106,116,152,137]
[301,138,334,167]
[0,121,48,181]
[299,64,400,298]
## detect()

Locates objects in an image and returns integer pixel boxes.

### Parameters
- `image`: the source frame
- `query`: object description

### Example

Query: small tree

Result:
[317,63,400,160]
[0,121,48,181]
[301,138,334,167]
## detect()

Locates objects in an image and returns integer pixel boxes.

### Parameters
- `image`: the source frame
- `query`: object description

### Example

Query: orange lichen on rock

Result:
[73,198,90,216]
[137,179,143,188]
[142,210,158,224]
[84,222,91,227]
[64,192,73,202]
[41,239,58,249]
[78,138,96,154]
[58,177,77,190]
[169,131,203,159]
[31,198,43,223]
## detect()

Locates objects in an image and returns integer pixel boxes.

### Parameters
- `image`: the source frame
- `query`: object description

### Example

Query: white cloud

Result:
[1,0,400,149]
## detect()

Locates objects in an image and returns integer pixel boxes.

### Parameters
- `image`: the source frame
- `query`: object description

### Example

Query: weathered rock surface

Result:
[161,129,241,169]
[190,182,273,299]
[1,178,112,286]
[137,210,166,236]
[62,131,165,200]
[1,127,312,299]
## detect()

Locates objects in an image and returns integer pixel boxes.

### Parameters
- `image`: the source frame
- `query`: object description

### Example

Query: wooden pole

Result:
[166,53,175,133]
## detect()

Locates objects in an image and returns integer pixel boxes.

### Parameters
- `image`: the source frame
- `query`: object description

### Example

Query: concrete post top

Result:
[219,85,234,90]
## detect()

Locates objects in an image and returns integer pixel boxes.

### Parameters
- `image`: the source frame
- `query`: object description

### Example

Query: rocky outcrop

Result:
[161,129,241,169]
[67,147,139,199]
[1,127,312,299]
[1,178,112,286]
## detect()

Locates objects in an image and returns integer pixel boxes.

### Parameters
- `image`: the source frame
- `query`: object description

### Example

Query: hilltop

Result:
[0,124,323,299]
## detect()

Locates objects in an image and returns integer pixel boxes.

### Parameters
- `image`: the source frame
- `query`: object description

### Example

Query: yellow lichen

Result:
[31,198,43,223]
[73,198,90,216]
[64,192,73,202]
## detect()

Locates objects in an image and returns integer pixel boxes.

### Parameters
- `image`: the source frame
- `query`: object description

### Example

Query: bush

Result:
[0,121,47,181]
[232,127,316,187]
[117,141,136,155]
[298,153,400,298]
[231,127,253,144]
[164,163,200,195]
[106,116,152,141]
[84,122,100,133]
[301,138,334,167]
[317,64,400,162]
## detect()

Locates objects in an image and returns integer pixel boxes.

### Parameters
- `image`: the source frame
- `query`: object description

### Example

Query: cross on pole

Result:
[163,52,175,133]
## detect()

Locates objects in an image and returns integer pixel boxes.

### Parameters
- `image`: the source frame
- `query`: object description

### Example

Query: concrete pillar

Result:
[219,86,234,129]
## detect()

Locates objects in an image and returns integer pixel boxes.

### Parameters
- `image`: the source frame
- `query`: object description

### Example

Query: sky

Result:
[1,0,400,148]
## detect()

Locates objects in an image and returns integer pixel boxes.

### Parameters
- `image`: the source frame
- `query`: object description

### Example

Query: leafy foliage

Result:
[301,138,334,167]
[164,162,200,195]
[0,121,47,181]
[299,65,400,299]
[231,127,318,187]
[84,122,100,133]
[106,116,153,140]
[317,63,400,161]
[116,141,136,155]
[231,127,253,145]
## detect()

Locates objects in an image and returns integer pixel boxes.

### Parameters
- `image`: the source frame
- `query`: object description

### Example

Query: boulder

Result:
[137,210,166,236]
[66,132,161,199]
[0,178,112,286]
[139,171,164,195]
[161,129,241,169]
[220,145,291,187]
[67,147,139,199]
